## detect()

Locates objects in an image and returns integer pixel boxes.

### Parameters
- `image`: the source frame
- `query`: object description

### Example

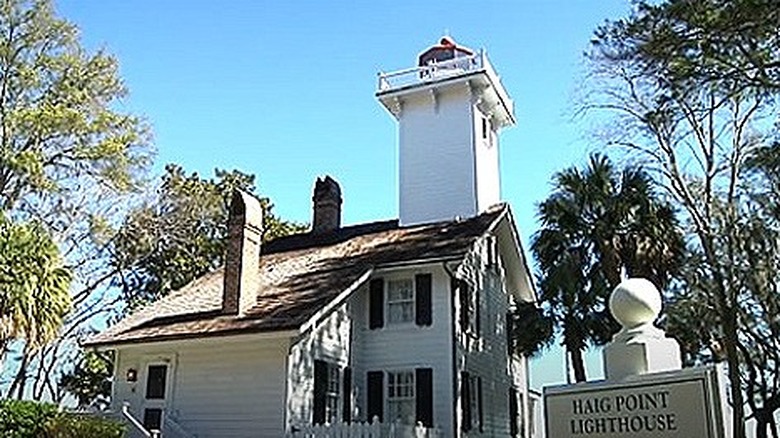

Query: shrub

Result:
[0,400,126,438]
[44,413,126,438]
[0,400,58,438]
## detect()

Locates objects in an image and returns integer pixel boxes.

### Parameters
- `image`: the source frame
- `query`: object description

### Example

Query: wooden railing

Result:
[286,417,441,437]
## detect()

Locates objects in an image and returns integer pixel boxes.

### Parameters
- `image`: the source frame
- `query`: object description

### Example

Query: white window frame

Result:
[386,278,415,325]
[386,370,415,424]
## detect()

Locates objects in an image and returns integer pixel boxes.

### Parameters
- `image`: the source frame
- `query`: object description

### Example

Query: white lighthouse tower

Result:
[377,37,515,226]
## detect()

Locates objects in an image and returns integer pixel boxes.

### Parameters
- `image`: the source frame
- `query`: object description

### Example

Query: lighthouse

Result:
[377,37,515,226]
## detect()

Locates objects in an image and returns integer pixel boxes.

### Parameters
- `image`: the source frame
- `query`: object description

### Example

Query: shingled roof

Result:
[84,204,508,348]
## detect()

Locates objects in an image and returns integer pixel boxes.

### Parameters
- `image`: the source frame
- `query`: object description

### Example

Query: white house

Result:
[85,37,538,438]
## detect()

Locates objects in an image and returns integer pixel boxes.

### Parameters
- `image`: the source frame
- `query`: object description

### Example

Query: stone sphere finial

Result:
[609,278,662,329]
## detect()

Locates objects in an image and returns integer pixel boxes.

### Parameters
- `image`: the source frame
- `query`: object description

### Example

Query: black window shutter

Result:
[415,368,433,427]
[475,287,481,336]
[509,387,519,437]
[313,360,327,425]
[367,371,384,422]
[342,367,352,423]
[477,377,484,432]
[415,274,432,326]
[369,279,384,329]
[461,371,471,431]
[506,311,514,356]
[459,280,469,330]
[450,278,458,325]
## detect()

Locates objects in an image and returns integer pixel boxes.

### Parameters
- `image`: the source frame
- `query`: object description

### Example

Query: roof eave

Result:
[489,205,537,303]
[82,327,299,350]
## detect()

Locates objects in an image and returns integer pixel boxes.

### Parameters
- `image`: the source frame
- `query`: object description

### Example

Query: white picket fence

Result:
[286,417,440,438]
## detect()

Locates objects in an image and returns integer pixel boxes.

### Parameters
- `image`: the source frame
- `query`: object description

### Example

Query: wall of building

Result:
[351,263,455,437]
[112,335,291,438]
[455,234,530,437]
[472,108,501,213]
[286,302,352,429]
[398,85,477,225]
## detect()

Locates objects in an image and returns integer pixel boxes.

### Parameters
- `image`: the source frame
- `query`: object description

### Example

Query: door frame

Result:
[139,353,177,430]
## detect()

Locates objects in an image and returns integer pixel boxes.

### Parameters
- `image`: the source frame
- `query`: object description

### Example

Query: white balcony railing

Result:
[377,50,513,121]
[377,51,493,93]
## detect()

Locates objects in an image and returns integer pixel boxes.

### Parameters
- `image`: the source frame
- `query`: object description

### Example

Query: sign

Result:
[544,366,729,438]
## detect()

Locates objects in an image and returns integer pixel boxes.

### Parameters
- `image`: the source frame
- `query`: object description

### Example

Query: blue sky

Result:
[58,0,632,388]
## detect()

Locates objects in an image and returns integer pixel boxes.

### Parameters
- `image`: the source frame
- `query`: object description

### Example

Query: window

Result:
[468,376,480,429]
[461,372,483,431]
[367,368,433,426]
[481,117,488,139]
[325,364,340,424]
[486,235,498,268]
[143,408,162,431]
[314,360,341,425]
[369,275,432,329]
[387,279,414,324]
[145,365,167,400]
[459,280,479,336]
[387,371,415,424]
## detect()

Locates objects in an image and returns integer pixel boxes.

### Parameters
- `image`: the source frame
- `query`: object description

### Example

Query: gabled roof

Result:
[84,204,512,348]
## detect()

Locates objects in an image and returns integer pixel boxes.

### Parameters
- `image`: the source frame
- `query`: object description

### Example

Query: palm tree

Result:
[0,216,71,374]
[531,154,685,382]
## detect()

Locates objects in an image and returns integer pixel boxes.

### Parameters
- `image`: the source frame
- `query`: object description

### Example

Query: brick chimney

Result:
[312,176,342,234]
[222,189,263,315]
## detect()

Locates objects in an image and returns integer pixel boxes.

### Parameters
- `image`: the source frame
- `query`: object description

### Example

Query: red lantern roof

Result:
[418,37,475,67]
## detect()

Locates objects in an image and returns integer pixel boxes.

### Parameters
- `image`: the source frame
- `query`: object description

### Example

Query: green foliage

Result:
[43,413,126,438]
[62,166,305,407]
[531,155,685,382]
[509,302,553,358]
[0,0,152,213]
[59,351,113,410]
[588,1,780,435]
[0,0,152,403]
[0,215,71,359]
[592,0,780,94]
[0,399,58,437]
[112,164,306,309]
[0,400,125,438]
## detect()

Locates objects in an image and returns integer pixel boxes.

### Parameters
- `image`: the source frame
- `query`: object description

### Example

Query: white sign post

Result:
[543,279,731,438]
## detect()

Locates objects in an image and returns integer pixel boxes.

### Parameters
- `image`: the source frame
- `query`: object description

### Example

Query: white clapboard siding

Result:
[456,235,528,437]
[398,87,477,225]
[287,303,352,427]
[351,265,454,437]
[114,335,291,438]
